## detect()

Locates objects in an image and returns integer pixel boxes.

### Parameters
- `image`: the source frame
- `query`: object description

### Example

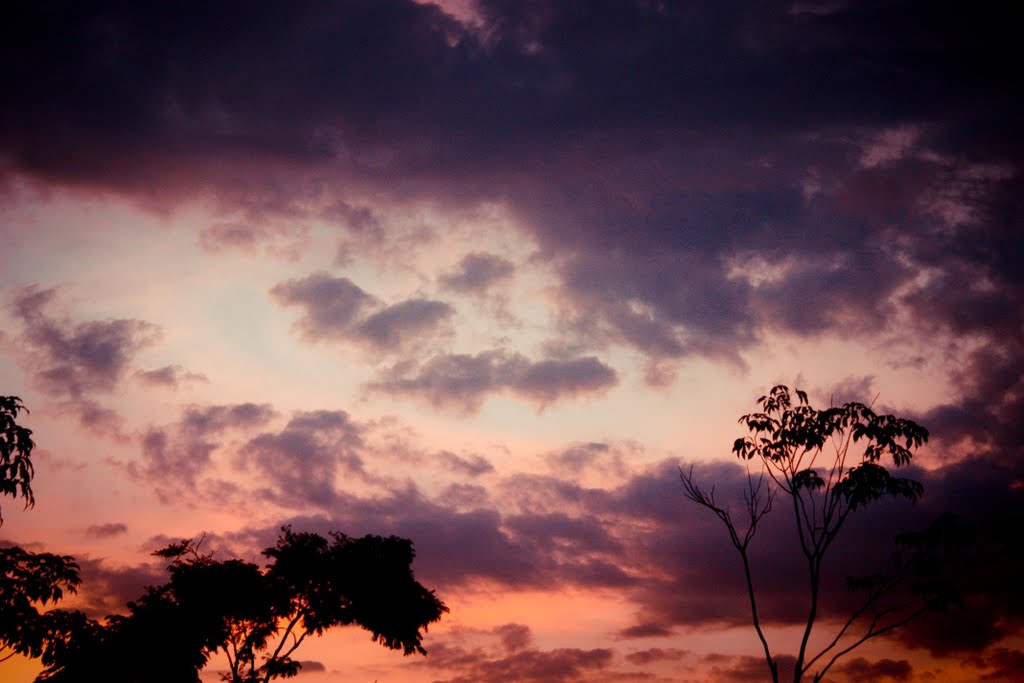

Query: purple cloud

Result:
[367,350,617,413]
[271,272,453,354]
[86,523,128,538]
[131,402,276,494]
[833,657,912,682]
[239,410,366,508]
[436,450,495,477]
[12,286,160,397]
[439,252,515,295]
[624,648,689,666]
[135,364,208,389]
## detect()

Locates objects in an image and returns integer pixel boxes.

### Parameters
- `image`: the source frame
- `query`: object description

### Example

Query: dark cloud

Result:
[231,496,542,590]
[10,286,161,432]
[704,653,796,682]
[426,642,615,683]
[73,556,166,618]
[494,623,532,653]
[617,622,675,639]
[974,648,1024,682]
[436,450,495,477]
[240,410,366,507]
[1,0,1019,377]
[131,402,276,494]
[439,252,515,294]
[134,364,208,389]
[271,272,453,354]
[546,442,628,480]
[624,648,689,666]
[86,522,128,538]
[833,657,912,682]
[12,286,160,396]
[367,350,617,413]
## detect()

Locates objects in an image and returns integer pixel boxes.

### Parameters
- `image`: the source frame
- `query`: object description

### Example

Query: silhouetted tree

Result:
[681,385,949,682]
[0,396,83,666]
[1,395,36,523]
[39,527,448,683]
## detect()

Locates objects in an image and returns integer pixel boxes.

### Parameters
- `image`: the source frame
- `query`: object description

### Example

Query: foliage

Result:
[681,385,946,683]
[1,395,36,523]
[0,547,82,665]
[38,527,449,683]
[1,395,84,668]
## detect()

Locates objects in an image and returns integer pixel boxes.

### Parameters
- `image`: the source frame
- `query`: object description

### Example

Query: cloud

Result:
[545,442,629,481]
[10,285,161,432]
[435,450,495,477]
[617,623,675,639]
[367,350,617,413]
[439,252,515,294]
[270,272,453,354]
[131,402,277,494]
[199,222,271,252]
[494,623,532,653]
[73,556,166,618]
[973,648,1024,682]
[1,0,1019,380]
[134,364,208,389]
[833,657,912,682]
[703,653,796,682]
[424,626,616,683]
[12,286,160,397]
[86,523,128,538]
[624,648,688,666]
[240,410,367,508]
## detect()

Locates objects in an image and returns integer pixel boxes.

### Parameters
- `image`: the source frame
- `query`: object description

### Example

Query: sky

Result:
[1,0,1022,681]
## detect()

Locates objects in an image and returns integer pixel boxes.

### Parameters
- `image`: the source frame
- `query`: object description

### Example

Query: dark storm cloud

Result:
[2,0,1020,373]
[439,252,515,294]
[367,350,617,413]
[270,273,453,354]
[134,364,208,389]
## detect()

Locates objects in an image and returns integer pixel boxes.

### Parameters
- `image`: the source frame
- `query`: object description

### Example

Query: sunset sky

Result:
[1,1,1022,681]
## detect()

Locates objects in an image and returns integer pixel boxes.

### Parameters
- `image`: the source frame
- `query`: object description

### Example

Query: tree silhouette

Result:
[680,385,951,682]
[39,527,448,683]
[1,396,83,666]
[1,395,36,523]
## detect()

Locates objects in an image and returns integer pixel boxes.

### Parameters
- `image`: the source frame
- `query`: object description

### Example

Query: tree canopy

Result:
[38,527,449,683]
